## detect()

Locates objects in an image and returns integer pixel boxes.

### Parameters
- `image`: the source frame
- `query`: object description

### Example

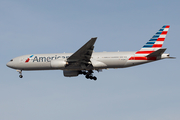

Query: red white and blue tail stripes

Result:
[136,25,169,56]
[129,25,170,60]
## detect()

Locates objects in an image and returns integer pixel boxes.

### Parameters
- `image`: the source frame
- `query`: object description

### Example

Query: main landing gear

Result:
[16,70,23,78]
[79,70,97,80]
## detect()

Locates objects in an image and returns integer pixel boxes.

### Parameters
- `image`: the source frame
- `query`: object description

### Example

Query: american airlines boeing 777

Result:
[6,25,174,80]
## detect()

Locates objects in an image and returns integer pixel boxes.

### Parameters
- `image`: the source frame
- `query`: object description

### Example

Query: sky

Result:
[0,0,180,120]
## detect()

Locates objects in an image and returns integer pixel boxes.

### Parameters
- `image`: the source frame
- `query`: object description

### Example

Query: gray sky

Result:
[1,0,180,120]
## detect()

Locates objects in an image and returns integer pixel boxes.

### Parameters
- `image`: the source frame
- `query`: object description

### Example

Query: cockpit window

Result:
[10,59,13,62]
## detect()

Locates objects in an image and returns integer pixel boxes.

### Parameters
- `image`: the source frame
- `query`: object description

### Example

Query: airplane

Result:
[6,25,174,80]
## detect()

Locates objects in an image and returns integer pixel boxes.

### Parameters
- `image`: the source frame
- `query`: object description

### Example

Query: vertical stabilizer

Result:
[135,25,170,56]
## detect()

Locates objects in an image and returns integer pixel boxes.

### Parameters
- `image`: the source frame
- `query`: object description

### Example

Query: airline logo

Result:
[25,55,69,63]
[25,55,34,63]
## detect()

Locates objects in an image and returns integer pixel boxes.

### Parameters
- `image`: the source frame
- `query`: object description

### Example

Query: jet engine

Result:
[63,70,80,77]
[91,59,107,69]
[50,59,67,69]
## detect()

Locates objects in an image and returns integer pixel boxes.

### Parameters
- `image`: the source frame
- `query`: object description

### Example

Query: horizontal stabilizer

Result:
[166,57,176,59]
[146,48,166,57]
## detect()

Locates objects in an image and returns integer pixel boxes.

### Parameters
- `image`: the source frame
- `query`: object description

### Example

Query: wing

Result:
[66,37,97,69]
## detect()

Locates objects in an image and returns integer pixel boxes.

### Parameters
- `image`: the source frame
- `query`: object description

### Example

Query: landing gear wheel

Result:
[90,76,93,80]
[82,72,87,75]
[19,75,23,78]
[93,77,97,80]
[83,70,97,80]
[17,70,23,78]
[86,75,90,79]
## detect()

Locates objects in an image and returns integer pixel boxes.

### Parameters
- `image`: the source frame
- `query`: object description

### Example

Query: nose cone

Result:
[6,61,16,69]
[6,62,11,68]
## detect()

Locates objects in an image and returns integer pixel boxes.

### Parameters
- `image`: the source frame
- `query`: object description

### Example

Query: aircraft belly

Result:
[124,60,154,67]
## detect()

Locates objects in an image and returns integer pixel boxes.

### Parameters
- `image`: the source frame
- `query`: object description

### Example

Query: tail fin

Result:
[135,25,170,56]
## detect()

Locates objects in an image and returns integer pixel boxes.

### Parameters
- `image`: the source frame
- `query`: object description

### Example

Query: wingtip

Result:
[90,37,97,41]
[92,37,97,39]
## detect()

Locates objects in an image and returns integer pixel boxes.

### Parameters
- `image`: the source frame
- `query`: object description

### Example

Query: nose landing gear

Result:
[19,75,23,78]
[16,70,23,78]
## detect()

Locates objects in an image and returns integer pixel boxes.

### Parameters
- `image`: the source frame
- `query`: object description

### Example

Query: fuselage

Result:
[6,51,164,71]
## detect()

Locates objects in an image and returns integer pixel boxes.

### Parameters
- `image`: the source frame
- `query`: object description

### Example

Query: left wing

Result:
[66,37,97,69]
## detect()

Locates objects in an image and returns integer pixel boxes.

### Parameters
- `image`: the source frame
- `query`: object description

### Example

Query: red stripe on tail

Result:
[165,25,170,28]
[156,38,165,41]
[152,44,162,48]
[161,31,167,35]
[136,51,154,54]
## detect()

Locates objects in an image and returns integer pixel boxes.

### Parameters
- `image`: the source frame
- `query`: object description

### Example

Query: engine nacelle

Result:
[63,70,80,77]
[50,59,67,69]
[91,59,107,69]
